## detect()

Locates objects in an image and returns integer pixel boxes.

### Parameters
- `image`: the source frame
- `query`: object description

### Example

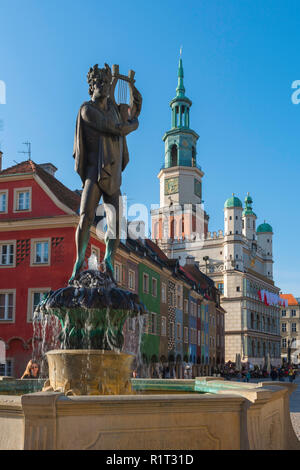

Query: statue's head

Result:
[87,63,112,100]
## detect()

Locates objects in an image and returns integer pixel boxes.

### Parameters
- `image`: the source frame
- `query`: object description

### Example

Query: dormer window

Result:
[14,187,32,212]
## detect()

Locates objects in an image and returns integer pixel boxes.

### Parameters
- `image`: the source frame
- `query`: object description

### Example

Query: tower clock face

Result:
[165,177,179,195]
[194,179,201,198]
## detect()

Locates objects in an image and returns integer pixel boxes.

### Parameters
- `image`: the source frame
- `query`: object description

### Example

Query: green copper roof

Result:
[257,222,273,233]
[242,192,256,216]
[224,195,243,208]
[176,58,185,97]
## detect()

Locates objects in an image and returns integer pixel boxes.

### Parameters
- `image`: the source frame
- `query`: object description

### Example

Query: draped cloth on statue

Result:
[73,99,129,195]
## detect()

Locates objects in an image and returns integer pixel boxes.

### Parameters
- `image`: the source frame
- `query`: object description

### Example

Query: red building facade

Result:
[0,160,105,377]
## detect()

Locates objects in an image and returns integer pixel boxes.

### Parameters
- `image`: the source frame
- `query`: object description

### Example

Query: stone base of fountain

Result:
[0,379,300,450]
[43,350,134,396]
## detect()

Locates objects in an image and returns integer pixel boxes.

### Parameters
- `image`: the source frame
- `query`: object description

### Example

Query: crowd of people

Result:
[19,359,298,384]
[221,363,298,383]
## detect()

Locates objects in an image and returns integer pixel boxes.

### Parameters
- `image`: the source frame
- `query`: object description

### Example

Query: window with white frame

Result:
[27,288,51,322]
[0,291,15,321]
[128,270,135,290]
[143,273,149,294]
[0,191,8,213]
[282,338,287,348]
[292,323,297,333]
[177,323,181,340]
[161,283,166,303]
[0,359,13,377]
[176,285,182,309]
[161,316,167,336]
[281,323,286,333]
[184,299,189,314]
[192,302,196,317]
[291,310,296,317]
[14,188,31,211]
[150,312,156,334]
[184,326,188,343]
[170,321,175,339]
[114,262,121,283]
[31,240,50,265]
[152,277,157,297]
[0,242,14,266]
[197,330,201,346]
[193,328,197,344]
[281,310,286,317]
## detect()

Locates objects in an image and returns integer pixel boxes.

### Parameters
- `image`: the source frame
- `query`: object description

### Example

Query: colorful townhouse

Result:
[0,158,105,377]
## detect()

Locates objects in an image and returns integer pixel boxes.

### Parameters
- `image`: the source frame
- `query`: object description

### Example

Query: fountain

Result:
[0,62,299,450]
[36,266,146,396]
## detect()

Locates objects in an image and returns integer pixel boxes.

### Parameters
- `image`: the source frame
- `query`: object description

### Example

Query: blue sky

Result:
[0,0,299,294]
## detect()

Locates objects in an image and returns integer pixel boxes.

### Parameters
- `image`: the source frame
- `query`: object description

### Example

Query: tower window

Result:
[229,216,232,220]
[171,145,177,167]
[192,147,196,167]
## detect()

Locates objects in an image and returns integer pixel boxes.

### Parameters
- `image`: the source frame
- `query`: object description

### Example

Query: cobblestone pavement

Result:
[288,376,300,440]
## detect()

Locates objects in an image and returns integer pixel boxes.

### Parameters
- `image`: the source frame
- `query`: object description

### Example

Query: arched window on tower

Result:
[175,106,179,127]
[171,145,178,167]
[181,106,185,127]
[170,219,177,239]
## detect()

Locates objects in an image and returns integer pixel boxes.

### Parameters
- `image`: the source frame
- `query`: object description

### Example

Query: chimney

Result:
[39,163,58,177]
[0,151,2,172]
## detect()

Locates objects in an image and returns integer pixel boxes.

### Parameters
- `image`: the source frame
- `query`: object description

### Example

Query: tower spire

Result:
[176,54,185,98]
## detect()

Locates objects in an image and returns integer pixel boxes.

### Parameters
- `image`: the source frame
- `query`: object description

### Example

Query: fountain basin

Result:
[0,379,299,450]
[44,349,134,396]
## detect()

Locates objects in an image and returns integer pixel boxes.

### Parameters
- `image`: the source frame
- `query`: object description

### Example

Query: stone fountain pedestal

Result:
[43,350,134,396]
[0,378,300,450]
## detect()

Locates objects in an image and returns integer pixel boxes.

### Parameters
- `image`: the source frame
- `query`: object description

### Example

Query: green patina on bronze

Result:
[36,270,146,351]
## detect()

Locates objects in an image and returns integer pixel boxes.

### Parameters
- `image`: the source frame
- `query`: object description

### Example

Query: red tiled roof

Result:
[145,239,169,261]
[280,294,298,306]
[179,266,197,284]
[183,264,212,289]
[0,160,80,213]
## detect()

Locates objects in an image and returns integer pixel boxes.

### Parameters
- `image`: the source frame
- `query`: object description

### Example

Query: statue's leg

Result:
[103,190,122,274]
[69,178,102,282]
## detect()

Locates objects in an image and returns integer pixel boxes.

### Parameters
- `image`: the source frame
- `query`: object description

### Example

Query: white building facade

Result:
[152,59,282,368]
